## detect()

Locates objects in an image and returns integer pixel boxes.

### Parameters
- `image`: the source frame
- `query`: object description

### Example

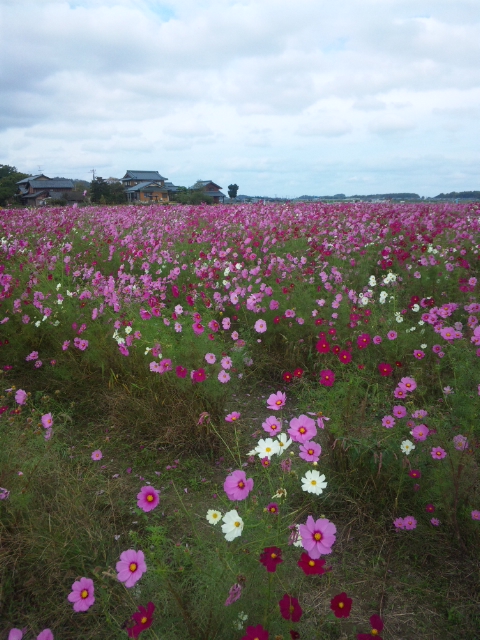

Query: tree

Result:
[0,166,29,206]
[171,187,214,205]
[228,184,239,199]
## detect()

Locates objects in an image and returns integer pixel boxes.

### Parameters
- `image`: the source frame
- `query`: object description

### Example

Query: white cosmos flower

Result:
[206,509,222,525]
[401,440,415,455]
[301,470,328,495]
[255,438,280,459]
[276,433,292,454]
[221,510,244,541]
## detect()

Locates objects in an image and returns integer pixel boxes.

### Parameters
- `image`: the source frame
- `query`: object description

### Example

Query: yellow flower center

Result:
[270,507,276,512]
[232,416,237,420]
[141,616,148,624]
[308,449,314,455]
[212,513,218,519]
[338,602,344,609]
[437,451,441,456]
[271,425,277,430]
[308,560,315,567]
[314,532,322,541]
[290,605,295,613]
[371,630,379,636]
[129,562,138,572]
[234,521,241,527]
[238,481,245,488]
[147,494,154,502]
[270,553,277,559]
[311,480,317,485]
[299,427,306,433]
[266,447,271,453]
[276,400,282,405]
[80,589,89,599]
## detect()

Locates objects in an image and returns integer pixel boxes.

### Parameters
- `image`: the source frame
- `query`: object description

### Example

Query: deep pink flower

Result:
[413,349,425,360]
[319,369,335,386]
[137,486,160,512]
[41,413,53,429]
[279,594,303,622]
[471,510,480,520]
[408,469,421,479]
[403,515,417,530]
[338,349,352,364]
[116,549,147,588]
[176,365,188,378]
[393,405,407,418]
[425,504,435,513]
[330,592,352,618]
[357,614,384,640]
[267,391,286,410]
[299,516,336,559]
[241,624,269,640]
[15,389,27,405]
[382,415,395,429]
[225,412,241,422]
[288,415,317,443]
[266,502,279,514]
[399,376,417,392]
[260,546,283,572]
[431,447,447,460]
[192,368,206,383]
[126,602,155,638]
[357,333,371,349]
[378,363,392,377]
[67,577,95,612]
[224,469,254,501]
[299,440,322,462]
[37,631,54,640]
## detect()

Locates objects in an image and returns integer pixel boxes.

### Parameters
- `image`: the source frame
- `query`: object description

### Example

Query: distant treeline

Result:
[434,191,480,199]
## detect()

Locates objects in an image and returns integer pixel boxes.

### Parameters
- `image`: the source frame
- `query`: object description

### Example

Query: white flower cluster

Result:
[112,330,125,345]
[378,291,388,304]
[395,311,404,323]
[382,273,397,285]
[368,275,377,287]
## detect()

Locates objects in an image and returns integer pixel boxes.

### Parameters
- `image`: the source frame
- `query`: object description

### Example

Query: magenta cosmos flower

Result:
[403,516,417,530]
[91,450,102,461]
[137,486,160,512]
[399,376,417,392]
[15,389,27,405]
[41,413,53,429]
[67,577,95,612]
[319,369,335,386]
[299,441,322,462]
[393,405,407,419]
[471,510,480,520]
[299,516,337,559]
[411,424,428,441]
[224,470,254,501]
[431,447,447,460]
[37,631,54,640]
[116,549,147,588]
[8,630,24,640]
[267,391,286,411]
[288,415,317,443]
[382,415,395,429]
[225,412,241,422]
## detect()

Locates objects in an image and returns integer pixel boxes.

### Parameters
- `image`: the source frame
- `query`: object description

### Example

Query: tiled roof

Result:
[30,179,74,189]
[190,180,222,190]
[123,170,166,181]
[124,181,167,192]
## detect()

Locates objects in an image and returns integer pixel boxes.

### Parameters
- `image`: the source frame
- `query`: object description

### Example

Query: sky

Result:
[1,0,479,197]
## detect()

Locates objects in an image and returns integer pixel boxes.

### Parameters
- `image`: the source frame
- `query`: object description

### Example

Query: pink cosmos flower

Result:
[299,441,322,462]
[413,350,425,360]
[15,389,27,405]
[205,353,216,364]
[431,447,447,460]
[373,335,382,345]
[225,412,241,422]
[399,376,417,392]
[267,391,286,411]
[431,518,440,526]
[393,405,407,419]
[91,450,103,461]
[319,369,335,387]
[221,356,233,369]
[288,415,317,443]
[403,516,417,530]
[222,317,231,330]
[411,424,428,441]
[137,486,160,512]
[453,434,468,451]
[387,330,397,340]
[382,415,395,429]
[471,510,480,520]
[299,516,337,559]
[192,368,206,383]
[262,416,282,435]
[26,351,39,361]
[394,387,406,399]
[37,631,54,640]
[41,413,53,429]
[62,340,70,351]
[8,630,24,640]
[218,370,231,383]
[176,365,187,378]
[254,319,267,333]
[223,469,254,501]
[393,517,405,530]
[116,549,147,588]
[67,577,95,612]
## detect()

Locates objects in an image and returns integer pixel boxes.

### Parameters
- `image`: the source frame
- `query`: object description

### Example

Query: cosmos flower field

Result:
[0,201,479,639]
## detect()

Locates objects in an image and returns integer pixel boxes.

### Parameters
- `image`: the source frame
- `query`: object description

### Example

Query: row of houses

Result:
[16,171,226,205]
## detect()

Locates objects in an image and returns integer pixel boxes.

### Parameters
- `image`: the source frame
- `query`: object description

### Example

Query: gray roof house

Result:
[121,170,178,203]
[190,180,225,203]
[16,175,75,205]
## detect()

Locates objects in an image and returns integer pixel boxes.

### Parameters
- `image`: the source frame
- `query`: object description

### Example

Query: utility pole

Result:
[90,168,96,181]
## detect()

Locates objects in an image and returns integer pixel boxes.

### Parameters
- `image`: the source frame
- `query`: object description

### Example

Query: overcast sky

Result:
[1,0,479,197]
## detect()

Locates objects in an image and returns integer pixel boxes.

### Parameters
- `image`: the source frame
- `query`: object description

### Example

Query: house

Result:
[190,180,225,203]
[121,170,178,203]
[16,175,75,205]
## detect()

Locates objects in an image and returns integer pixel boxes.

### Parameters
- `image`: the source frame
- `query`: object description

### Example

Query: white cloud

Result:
[0,0,479,195]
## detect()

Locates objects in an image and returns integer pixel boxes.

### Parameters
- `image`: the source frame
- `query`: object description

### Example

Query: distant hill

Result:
[433,191,480,199]
[349,193,420,199]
